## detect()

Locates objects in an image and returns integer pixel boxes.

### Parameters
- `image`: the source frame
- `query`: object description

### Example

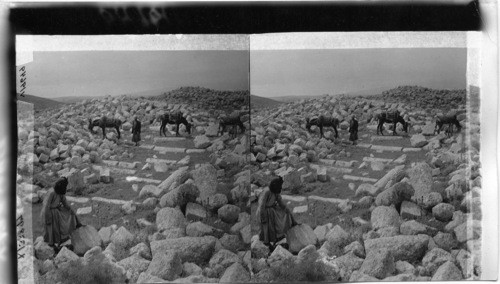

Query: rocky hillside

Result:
[366,86,467,111]
[152,87,249,111]
[17,94,66,112]
[250,88,481,281]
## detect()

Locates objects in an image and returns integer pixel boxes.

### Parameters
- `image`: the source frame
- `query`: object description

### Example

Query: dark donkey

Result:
[376,111,409,136]
[218,113,245,137]
[88,116,122,139]
[306,115,339,138]
[154,111,192,137]
[434,115,462,136]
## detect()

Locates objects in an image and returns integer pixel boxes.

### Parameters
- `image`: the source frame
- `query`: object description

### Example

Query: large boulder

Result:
[432,203,455,222]
[371,206,402,230]
[139,184,163,198]
[407,163,433,199]
[422,248,454,275]
[410,134,428,148]
[217,204,241,223]
[358,249,395,279]
[118,254,150,283]
[145,250,183,281]
[286,224,318,254]
[191,164,218,206]
[156,207,187,232]
[150,236,217,265]
[110,226,135,248]
[157,166,190,194]
[431,261,463,281]
[193,135,212,149]
[364,235,430,262]
[219,262,251,283]
[208,249,240,271]
[70,225,103,255]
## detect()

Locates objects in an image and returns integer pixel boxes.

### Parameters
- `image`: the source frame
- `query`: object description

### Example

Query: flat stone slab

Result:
[146,158,178,164]
[352,217,370,226]
[186,149,207,154]
[357,143,372,148]
[154,146,186,153]
[91,196,139,205]
[371,145,403,152]
[139,144,155,150]
[281,195,307,203]
[117,161,138,169]
[102,160,119,166]
[371,136,403,141]
[92,165,137,175]
[308,195,347,204]
[402,148,422,152]
[319,159,354,168]
[326,166,353,175]
[153,137,186,143]
[125,176,162,184]
[293,205,308,214]
[66,196,90,203]
[76,206,92,215]
[363,157,393,163]
[343,175,378,183]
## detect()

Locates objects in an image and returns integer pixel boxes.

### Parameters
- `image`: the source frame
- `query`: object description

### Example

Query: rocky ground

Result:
[16,89,252,283]
[250,86,482,282]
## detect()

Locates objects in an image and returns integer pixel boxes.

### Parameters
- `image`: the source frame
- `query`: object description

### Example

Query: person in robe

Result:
[132,116,142,146]
[349,115,359,145]
[256,176,298,251]
[40,177,82,250]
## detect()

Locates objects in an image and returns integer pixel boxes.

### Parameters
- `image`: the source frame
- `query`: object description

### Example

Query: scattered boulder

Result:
[286,224,318,254]
[70,225,102,255]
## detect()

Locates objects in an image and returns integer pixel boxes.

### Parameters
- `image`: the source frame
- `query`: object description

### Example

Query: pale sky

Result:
[24,50,249,98]
[251,48,467,97]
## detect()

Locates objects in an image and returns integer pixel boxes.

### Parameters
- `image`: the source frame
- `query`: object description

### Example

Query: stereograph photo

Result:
[15,35,252,283]
[12,31,496,283]
[249,32,489,282]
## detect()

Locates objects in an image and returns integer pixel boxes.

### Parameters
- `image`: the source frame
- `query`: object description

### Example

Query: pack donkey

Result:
[152,111,192,137]
[375,110,409,136]
[218,113,246,137]
[306,115,339,139]
[434,115,462,137]
[88,116,123,139]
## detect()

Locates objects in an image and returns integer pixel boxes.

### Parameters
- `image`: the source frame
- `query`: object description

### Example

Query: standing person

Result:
[349,115,359,145]
[256,176,298,252]
[40,177,82,251]
[132,116,141,146]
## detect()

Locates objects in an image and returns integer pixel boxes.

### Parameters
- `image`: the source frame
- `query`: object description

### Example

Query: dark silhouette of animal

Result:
[434,115,462,136]
[218,113,245,137]
[375,111,409,136]
[154,111,192,137]
[306,115,339,138]
[88,116,123,139]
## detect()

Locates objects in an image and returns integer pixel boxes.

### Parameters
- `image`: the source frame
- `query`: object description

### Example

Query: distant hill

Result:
[152,86,249,110]
[269,95,327,102]
[17,94,66,111]
[50,96,103,104]
[250,95,282,109]
[368,85,467,110]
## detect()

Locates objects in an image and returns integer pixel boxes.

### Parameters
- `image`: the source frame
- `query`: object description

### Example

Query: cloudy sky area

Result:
[25,50,249,98]
[251,48,467,97]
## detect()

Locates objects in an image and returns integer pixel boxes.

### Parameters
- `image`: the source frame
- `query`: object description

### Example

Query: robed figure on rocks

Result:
[256,176,298,250]
[132,116,142,146]
[40,177,82,249]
